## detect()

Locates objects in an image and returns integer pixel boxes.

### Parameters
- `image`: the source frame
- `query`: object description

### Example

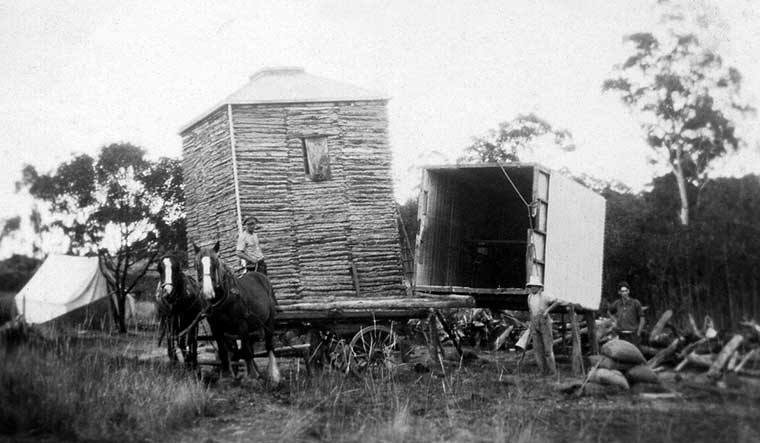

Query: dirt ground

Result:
[118,331,760,443]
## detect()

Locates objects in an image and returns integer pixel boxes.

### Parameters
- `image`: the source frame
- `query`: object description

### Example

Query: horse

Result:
[193,241,281,384]
[155,254,204,370]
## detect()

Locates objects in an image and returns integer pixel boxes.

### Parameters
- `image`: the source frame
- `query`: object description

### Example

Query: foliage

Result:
[457,113,575,164]
[602,174,760,327]
[602,1,753,225]
[0,255,41,292]
[18,143,185,332]
[0,337,211,441]
[397,197,419,252]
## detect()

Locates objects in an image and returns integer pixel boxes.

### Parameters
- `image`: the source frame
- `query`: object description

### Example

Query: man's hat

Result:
[526,275,543,288]
[618,281,630,290]
[243,216,259,225]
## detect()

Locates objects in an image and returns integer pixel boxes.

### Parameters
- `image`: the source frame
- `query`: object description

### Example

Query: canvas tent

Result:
[15,254,113,327]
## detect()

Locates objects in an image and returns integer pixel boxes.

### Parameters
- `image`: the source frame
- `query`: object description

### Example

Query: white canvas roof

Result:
[15,254,111,324]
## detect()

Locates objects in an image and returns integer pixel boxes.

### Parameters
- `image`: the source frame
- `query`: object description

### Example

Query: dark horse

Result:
[194,241,281,383]
[156,254,204,369]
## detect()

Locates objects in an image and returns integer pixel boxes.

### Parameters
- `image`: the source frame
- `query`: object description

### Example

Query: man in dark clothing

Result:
[608,281,645,345]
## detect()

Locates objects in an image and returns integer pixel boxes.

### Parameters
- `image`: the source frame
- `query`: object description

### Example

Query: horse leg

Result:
[178,333,188,363]
[212,328,233,378]
[265,319,281,385]
[187,325,198,370]
[167,319,178,363]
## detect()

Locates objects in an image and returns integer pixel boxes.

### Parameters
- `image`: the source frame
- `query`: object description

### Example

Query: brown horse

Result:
[194,241,281,383]
[155,254,203,370]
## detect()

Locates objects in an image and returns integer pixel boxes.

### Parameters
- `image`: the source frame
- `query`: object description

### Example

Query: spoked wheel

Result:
[348,324,400,377]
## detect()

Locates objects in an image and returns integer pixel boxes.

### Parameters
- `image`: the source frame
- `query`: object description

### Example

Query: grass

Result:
[0,333,213,442]
[3,326,760,442]
[178,349,760,443]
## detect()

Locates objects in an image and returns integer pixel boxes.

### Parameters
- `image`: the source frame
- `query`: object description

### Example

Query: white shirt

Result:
[236,230,264,262]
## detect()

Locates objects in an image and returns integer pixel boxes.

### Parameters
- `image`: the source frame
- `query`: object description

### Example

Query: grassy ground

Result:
[168,350,760,443]
[2,328,759,442]
[0,331,212,442]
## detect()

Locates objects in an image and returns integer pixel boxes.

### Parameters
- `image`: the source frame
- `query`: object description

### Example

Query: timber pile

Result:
[619,309,760,396]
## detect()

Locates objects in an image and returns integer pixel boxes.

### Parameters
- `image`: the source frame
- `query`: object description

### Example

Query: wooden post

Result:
[427,309,441,363]
[570,306,584,376]
[584,310,599,355]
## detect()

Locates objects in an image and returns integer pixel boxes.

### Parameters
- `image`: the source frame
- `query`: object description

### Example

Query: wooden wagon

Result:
[179,67,475,374]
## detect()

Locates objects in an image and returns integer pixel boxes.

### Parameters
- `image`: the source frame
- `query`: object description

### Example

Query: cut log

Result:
[734,348,759,373]
[677,352,716,370]
[726,350,740,371]
[707,334,744,379]
[677,337,709,359]
[649,309,673,343]
[647,337,683,368]
[740,320,760,339]
[492,325,514,351]
[688,313,704,339]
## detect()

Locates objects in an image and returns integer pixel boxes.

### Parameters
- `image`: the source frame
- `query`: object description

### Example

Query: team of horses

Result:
[155,241,281,385]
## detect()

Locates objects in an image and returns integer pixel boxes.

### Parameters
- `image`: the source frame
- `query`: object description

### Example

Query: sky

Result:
[1,0,759,256]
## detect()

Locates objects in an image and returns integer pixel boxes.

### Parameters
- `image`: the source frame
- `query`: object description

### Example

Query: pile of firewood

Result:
[634,310,760,393]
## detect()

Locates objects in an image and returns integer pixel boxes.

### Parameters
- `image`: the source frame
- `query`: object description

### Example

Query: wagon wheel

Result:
[347,324,399,377]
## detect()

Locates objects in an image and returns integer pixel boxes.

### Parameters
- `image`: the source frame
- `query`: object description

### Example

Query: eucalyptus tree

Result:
[19,143,184,332]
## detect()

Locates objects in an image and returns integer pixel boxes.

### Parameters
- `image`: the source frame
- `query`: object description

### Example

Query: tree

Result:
[18,143,185,332]
[457,113,575,164]
[603,1,752,225]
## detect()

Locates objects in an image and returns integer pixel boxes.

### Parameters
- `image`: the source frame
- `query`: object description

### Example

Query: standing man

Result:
[236,216,267,275]
[608,281,645,345]
[526,275,563,376]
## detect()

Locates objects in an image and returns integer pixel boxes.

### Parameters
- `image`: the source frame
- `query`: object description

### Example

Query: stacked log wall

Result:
[230,100,405,300]
[181,107,238,268]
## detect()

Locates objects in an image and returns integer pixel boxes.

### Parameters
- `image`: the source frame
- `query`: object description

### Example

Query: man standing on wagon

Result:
[236,216,267,275]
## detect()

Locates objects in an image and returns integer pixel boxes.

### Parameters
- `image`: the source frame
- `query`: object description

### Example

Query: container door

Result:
[526,169,550,283]
[543,173,606,310]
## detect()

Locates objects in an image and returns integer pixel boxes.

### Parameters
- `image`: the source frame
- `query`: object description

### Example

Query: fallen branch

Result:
[649,309,673,343]
[707,334,744,379]
[648,337,683,368]
[677,337,709,359]
[734,348,759,373]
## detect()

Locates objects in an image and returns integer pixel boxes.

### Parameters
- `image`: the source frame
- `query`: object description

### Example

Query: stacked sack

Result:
[584,339,664,395]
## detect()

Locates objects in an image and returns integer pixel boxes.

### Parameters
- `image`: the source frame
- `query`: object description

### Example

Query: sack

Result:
[588,368,630,390]
[601,339,646,364]
[588,354,636,372]
[625,364,660,385]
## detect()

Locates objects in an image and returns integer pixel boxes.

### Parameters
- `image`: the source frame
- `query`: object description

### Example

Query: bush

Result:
[0,293,18,325]
[0,337,212,441]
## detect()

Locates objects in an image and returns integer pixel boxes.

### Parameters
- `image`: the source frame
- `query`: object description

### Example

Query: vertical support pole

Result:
[570,306,584,376]
[227,104,242,234]
[427,309,442,363]
[584,310,599,355]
